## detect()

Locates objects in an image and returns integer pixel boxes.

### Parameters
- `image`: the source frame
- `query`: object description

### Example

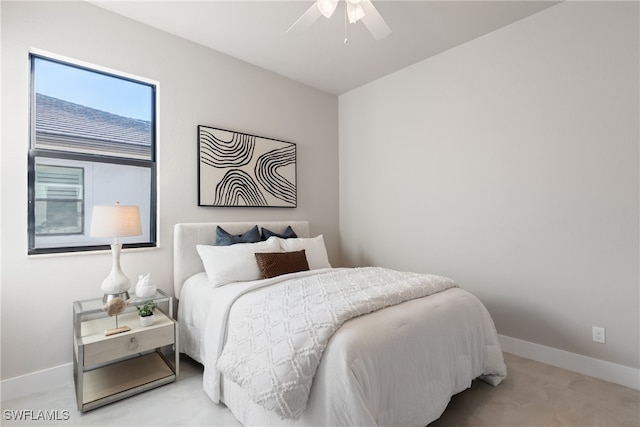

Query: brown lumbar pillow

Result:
[254,250,310,279]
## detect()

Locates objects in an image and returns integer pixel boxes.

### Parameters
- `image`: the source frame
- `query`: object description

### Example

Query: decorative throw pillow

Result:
[254,250,309,279]
[215,225,260,246]
[277,235,332,270]
[261,225,298,241]
[197,238,280,286]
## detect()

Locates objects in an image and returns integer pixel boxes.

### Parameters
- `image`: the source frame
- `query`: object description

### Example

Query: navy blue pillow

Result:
[261,225,298,240]
[215,225,261,246]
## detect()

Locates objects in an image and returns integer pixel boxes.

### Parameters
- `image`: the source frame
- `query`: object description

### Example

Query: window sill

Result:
[27,245,161,259]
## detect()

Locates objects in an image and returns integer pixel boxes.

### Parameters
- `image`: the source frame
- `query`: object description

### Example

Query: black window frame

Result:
[27,53,157,255]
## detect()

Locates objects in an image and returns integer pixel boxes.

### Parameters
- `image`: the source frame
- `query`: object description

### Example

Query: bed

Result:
[174,221,507,426]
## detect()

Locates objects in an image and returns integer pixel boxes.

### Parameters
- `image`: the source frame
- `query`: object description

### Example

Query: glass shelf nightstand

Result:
[73,289,179,412]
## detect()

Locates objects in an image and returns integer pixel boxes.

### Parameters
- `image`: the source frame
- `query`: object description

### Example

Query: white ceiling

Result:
[89,1,559,95]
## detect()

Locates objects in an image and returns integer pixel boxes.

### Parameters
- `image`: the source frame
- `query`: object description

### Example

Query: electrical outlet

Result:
[592,326,606,344]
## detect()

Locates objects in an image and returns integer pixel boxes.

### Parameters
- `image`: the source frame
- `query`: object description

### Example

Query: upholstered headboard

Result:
[173,221,310,298]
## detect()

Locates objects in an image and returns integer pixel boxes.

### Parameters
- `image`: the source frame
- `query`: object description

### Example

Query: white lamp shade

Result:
[91,204,142,238]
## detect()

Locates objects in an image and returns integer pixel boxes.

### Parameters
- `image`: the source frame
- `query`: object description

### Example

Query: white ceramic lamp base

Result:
[101,243,132,303]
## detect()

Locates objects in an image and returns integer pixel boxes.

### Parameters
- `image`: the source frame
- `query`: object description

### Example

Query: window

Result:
[28,53,157,254]
[35,164,84,236]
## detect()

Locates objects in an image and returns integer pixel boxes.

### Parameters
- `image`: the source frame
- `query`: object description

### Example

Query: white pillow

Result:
[197,238,280,287]
[277,235,331,270]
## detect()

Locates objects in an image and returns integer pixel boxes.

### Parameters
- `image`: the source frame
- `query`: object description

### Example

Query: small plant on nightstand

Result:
[136,301,157,326]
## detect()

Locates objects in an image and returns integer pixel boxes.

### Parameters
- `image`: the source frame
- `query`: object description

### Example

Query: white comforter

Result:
[216,267,459,419]
[199,268,506,426]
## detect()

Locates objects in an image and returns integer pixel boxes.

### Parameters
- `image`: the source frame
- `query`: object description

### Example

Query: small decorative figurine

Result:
[102,297,127,316]
[101,297,130,335]
[135,273,156,298]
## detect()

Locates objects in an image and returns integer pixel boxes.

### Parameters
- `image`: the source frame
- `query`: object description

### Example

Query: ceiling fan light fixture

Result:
[317,0,339,18]
[346,2,366,23]
[287,0,391,40]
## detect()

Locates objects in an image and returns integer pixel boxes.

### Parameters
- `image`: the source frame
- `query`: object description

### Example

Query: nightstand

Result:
[73,290,179,412]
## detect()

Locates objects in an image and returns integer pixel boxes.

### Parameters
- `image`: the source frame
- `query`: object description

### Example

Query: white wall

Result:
[1,1,338,382]
[340,2,639,370]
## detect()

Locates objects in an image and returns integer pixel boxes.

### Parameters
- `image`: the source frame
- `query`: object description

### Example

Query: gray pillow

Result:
[215,225,260,246]
[261,225,298,241]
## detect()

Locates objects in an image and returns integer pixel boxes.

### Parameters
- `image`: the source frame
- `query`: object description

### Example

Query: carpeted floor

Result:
[429,352,639,427]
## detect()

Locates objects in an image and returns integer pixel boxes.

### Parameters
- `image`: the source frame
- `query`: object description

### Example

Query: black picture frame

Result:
[198,126,297,208]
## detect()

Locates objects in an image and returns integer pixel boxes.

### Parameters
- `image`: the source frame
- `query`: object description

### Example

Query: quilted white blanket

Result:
[216,267,458,419]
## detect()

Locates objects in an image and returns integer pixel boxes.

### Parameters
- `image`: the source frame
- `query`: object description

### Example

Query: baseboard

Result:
[2,337,638,401]
[1,363,73,402]
[499,334,639,390]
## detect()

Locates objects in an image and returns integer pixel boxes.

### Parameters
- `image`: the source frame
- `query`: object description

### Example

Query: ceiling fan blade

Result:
[286,2,323,35]
[360,0,392,40]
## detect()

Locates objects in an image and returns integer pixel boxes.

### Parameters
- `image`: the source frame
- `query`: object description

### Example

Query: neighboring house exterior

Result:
[35,93,151,159]
[33,93,152,245]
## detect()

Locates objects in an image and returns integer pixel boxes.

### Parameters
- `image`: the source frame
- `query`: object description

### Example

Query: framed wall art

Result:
[198,126,297,208]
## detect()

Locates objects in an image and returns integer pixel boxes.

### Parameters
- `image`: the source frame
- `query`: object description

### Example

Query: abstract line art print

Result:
[198,126,297,207]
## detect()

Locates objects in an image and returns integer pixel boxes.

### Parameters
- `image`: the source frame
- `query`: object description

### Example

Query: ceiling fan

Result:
[287,0,392,41]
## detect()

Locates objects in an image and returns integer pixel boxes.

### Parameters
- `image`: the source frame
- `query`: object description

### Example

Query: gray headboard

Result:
[173,221,310,298]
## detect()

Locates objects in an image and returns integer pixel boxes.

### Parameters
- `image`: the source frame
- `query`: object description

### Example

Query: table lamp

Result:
[90,202,142,303]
